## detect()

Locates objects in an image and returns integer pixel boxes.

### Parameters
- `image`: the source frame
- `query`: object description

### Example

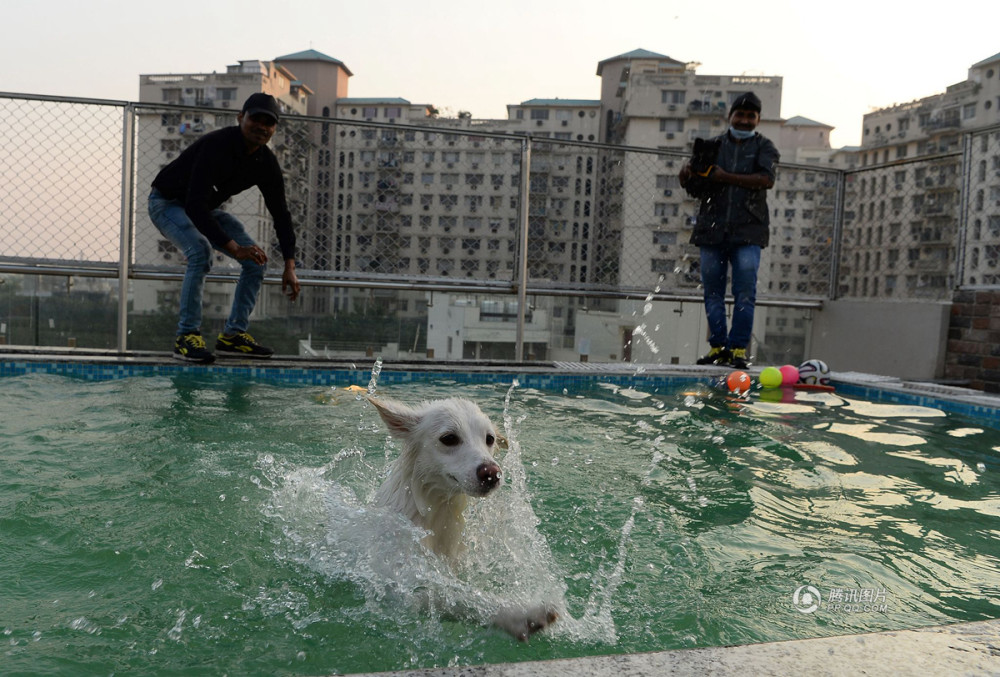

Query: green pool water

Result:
[2,372,999,676]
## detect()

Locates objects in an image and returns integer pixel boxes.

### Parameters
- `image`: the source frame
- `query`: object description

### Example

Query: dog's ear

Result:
[367,396,418,436]
[495,431,509,450]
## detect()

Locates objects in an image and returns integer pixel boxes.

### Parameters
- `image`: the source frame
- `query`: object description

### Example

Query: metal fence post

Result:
[515,137,532,362]
[828,168,847,300]
[955,129,974,288]
[117,103,136,352]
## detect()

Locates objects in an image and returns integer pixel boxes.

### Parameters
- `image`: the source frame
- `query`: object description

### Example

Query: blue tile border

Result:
[3,357,1000,429]
[0,359,705,392]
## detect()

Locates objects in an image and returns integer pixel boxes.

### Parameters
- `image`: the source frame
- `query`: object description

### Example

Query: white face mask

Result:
[729,126,756,140]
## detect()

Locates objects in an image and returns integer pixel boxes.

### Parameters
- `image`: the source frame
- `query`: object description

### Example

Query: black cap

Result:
[241,93,280,122]
[729,92,762,116]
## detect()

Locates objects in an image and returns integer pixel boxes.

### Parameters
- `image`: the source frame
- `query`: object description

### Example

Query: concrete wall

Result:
[809,299,950,380]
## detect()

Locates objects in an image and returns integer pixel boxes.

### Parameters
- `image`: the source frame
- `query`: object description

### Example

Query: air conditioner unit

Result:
[221,101,230,108]
[669,104,676,111]
[663,189,672,197]
[666,133,675,139]
[561,120,568,126]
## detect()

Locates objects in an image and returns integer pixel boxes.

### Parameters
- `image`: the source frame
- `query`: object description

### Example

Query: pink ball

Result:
[779,364,799,386]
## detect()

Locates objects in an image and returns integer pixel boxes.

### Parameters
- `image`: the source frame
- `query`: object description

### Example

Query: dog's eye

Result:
[439,433,460,446]
[486,434,495,446]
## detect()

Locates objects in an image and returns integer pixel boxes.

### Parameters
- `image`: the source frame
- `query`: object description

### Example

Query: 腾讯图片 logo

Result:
[791,585,890,615]
[792,585,822,614]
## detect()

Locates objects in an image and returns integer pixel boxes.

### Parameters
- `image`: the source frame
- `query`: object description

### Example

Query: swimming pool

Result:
[2,361,999,675]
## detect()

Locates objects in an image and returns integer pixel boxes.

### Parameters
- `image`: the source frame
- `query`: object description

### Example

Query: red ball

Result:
[727,370,752,392]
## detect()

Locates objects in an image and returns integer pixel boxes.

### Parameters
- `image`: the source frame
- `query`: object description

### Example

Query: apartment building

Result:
[843,52,1000,299]
[133,48,846,362]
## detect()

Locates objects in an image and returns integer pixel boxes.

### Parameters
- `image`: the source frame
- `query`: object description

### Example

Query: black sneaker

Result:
[215,332,274,359]
[173,332,215,364]
[696,346,731,365]
[728,347,750,369]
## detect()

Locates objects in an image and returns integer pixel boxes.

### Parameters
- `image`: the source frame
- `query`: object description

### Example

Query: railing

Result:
[1,92,999,363]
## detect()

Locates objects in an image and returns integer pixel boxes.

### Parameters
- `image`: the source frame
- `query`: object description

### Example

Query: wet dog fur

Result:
[368,396,558,641]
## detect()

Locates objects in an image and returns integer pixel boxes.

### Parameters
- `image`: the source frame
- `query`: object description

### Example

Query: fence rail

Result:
[2,92,999,361]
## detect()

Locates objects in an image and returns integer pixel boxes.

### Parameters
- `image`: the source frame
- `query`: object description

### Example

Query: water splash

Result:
[367,357,383,394]
[265,387,610,643]
[630,276,664,362]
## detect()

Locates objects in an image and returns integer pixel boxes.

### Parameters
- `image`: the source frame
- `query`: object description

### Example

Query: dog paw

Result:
[493,603,559,641]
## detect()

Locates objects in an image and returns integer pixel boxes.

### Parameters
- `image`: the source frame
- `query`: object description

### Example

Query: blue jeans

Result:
[699,244,761,349]
[147,188,265,337]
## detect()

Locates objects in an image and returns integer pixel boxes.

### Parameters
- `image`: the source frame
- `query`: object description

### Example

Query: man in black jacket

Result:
[148,93,300,363]
[679,91,779,369]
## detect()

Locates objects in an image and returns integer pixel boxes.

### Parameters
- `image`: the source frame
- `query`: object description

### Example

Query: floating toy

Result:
[726,370,752,393]
[759,366,783,388]
[779,364,800,386]
[798,359,831,386]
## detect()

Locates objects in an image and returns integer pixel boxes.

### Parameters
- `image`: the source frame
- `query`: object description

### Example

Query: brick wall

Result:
[945,290,1000,393]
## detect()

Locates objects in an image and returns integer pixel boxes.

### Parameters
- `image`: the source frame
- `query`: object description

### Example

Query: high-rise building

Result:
[844,52,1000,298]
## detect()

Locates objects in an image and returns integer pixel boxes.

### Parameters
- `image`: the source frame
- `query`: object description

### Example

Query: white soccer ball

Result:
[798,359,831,385]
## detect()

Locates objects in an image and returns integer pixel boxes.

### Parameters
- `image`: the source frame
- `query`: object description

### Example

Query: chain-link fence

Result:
[2,92,998,360]
[962,127,1000,287]
[0,94,126,263]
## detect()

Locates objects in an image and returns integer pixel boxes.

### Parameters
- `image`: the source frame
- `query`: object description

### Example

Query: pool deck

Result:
[4,346,1000,423]
[4,348,1000,674]
[347,619,1000,676]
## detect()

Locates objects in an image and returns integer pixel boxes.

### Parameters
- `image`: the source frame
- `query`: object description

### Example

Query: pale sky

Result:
[4,0,997,149]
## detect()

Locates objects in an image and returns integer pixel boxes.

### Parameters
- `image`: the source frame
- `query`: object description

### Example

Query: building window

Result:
[385,107,401,118]
[661,90,686,104]
[530,109,550,120]
[362,107,377,118]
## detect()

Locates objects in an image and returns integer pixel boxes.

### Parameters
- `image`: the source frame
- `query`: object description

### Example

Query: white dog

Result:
[368,396,558,641]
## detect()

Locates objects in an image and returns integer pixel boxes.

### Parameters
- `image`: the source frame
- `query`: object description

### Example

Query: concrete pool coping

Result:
[3,349,1000,674]
[346,619,1000,676]
[4,347,1000,423]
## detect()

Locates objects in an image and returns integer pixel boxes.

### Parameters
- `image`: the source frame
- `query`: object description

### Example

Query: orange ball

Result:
[726,370,752,393]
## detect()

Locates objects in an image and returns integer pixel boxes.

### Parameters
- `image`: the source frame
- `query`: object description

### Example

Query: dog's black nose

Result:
[477,462,501,489]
